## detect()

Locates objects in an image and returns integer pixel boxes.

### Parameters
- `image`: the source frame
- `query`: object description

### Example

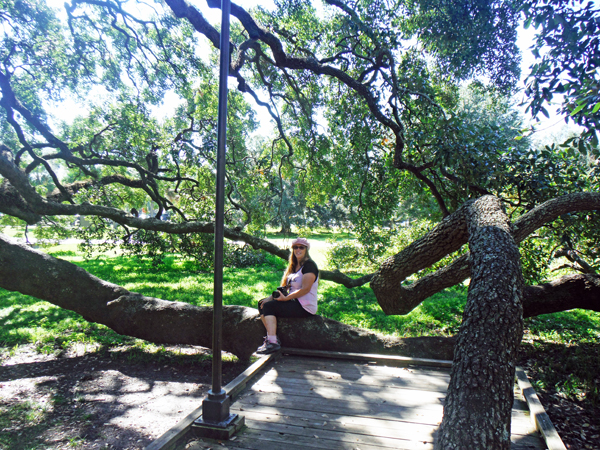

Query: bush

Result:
[325,240,363,271]
[224,243,268,268]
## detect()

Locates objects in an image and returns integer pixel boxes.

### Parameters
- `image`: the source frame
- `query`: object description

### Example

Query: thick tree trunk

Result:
[0,233,455,361]
[370,200,472,314]
[436,196,524,450]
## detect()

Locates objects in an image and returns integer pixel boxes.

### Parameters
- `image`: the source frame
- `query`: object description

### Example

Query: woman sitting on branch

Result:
[256,238,319,354]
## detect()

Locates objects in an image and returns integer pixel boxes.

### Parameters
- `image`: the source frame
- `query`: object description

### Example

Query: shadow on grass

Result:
[519,340,600,405]
[0,344,250,450]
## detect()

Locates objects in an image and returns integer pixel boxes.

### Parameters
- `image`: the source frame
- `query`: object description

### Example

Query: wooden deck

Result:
[182,354,548,450]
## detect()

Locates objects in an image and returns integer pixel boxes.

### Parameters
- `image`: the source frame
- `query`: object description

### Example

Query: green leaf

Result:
[570,103,586,116]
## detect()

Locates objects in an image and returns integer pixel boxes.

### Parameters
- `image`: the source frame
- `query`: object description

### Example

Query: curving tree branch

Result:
[371,192,600,315]
[0,233,456,362]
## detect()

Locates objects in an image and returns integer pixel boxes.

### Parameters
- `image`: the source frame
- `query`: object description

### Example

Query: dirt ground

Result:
[1,344,599,450]
[517,344,600,450]
[0,345,249,450]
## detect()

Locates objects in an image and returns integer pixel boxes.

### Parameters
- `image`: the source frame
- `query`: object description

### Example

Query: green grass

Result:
[0,246,470,352]
[318,281,467,337]
[0,400,50,450]
[524,310,600,344]
[3,245,598,348]
[0,226,25,238]
[1,240,599,408]
[0,249,287,353]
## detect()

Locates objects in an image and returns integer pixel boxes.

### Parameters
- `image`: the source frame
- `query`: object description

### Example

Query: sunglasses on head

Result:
[292,245,306,250]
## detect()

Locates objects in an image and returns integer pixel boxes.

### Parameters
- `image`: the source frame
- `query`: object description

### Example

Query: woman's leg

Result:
[256,314,279,354]
[256,299,312,353]
[263,315,277,336]
[257,297,280,353]
[258,296,274,331]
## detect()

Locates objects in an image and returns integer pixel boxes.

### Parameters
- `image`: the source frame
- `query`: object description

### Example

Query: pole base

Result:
[192,414,245,440]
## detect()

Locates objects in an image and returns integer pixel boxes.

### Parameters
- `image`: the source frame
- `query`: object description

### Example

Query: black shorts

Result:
[258,296,314,318]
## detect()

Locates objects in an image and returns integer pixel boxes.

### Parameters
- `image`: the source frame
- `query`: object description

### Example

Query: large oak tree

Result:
[1,0,598,448]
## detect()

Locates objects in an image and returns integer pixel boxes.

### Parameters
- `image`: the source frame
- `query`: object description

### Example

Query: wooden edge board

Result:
[281,347,453,368]
[144,352,280,450]
[515,366,567,450]
[226,352,282,400]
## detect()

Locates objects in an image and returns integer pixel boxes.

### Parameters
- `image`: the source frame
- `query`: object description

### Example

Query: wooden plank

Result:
[238,390,539,433]
[216,416,542,450]
[510,412,547,437]
[183,356,545,450]
[187,432,544,450]
[247,378,526,411]
[263,364,450,386]
[273,358,452,379]
[237,390,444,425]
[242,417,435,449]
[261,369,521,399]
[239,383,445,409]
[232,407,439,441]
[270,362,452,383]
[281,348,453,369]
[231,400,538,437]
[268,363,451,387]
[226,353,281,400]
[260,372,449,394]
[243,425,433,450]
[245,378,447,407]
[516,367,567,450]
[256,371,450,394]
[191,426,433,450]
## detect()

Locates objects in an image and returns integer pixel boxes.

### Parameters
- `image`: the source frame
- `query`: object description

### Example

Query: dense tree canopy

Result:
[523,0,600,147]
[1,0,596,269]
[1,0,599,448]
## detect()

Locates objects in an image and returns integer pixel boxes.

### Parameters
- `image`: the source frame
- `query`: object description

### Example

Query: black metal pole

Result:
[211,0,230,398]
[199,0,232,426]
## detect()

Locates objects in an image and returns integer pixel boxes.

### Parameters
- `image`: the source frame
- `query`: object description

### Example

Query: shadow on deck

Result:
[147,350,566,450]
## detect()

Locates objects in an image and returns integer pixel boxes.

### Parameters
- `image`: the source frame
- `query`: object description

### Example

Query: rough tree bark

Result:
[523,274,600,317]
[371,192,600,315]
[436,196,524,450]
[0,233,455,361]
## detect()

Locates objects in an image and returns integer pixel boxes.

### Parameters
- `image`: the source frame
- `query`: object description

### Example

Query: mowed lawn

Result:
[1,232,599,408]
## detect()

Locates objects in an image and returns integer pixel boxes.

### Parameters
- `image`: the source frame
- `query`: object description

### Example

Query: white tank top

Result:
[287,265,319,314]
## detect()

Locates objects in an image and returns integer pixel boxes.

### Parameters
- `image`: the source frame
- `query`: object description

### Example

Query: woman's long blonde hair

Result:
[281,248,310,286]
